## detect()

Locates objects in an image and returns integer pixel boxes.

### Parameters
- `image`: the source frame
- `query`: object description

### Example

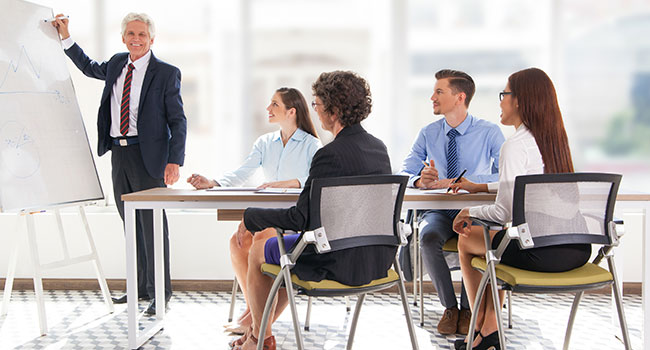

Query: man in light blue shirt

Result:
[400,69,504,335]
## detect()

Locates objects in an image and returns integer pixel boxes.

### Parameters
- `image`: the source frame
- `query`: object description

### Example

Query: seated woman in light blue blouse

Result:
[187,87,320,334]
[187,87,321,190]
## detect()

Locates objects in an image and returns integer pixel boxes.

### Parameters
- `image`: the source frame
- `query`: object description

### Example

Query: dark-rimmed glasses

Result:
[499,91,513,101]
[311,101,322,110]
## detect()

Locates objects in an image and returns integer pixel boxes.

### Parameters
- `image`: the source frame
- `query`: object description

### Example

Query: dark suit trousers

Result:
[112,143,172,299]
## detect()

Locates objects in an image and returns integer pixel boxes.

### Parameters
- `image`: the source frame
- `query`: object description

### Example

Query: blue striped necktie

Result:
[445,128,461,218]
[446,128,460,179]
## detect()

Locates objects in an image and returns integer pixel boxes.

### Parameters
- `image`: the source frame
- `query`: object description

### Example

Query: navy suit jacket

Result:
[65,43,187,179]
[244,123,396,285]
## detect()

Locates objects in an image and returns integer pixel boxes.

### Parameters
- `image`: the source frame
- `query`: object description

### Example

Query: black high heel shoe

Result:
[473,330,501,350]
[454,331,480,350]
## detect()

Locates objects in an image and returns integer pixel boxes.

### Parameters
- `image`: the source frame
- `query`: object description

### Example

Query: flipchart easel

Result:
[1,202,114,335]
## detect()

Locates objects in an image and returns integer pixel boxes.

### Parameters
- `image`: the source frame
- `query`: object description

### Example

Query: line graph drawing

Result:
[0,120,41,179]
[0,45,64,101]
[0,0,104,211]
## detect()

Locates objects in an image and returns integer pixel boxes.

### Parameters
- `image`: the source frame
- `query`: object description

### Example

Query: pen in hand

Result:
[447,169,467,193]
[44,15,69,22]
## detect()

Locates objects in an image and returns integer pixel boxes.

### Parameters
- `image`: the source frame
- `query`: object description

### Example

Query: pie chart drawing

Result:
[1,120,40,179]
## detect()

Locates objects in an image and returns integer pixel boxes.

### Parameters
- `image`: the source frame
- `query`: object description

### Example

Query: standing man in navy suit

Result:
[52,12,186,315]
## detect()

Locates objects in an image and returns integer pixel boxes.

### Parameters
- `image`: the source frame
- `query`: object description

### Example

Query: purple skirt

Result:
[264,234,301,264]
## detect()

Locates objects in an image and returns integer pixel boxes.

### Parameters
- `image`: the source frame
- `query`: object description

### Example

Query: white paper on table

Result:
[255,188,303,194]
[206,187,259,191]
[421,188,469,194]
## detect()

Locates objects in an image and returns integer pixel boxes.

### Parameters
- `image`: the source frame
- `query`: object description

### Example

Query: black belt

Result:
[112,137,139,146]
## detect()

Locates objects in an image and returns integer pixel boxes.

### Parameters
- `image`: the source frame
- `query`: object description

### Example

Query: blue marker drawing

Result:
[0,45,65,101]
[4,127,34,148]
[0,121,41,179]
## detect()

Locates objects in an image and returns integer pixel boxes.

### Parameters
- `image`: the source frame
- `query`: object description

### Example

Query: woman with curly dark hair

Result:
[229,71,392,350]
[310,70,373,127]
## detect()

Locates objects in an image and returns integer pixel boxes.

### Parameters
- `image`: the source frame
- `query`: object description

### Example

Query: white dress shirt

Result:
[61,37,149,138]
[468,125,544,224]
[109,51,150,137]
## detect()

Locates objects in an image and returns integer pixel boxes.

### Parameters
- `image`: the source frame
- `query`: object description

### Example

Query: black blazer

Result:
[65,44,187,179]
[244,123,395,285]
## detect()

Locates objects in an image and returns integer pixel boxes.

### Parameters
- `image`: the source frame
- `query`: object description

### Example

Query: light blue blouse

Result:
[217,128,322,187]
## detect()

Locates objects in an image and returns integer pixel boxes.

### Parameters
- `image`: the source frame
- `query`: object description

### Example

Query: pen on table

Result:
[446,169,467,193]
[43,15,69,23]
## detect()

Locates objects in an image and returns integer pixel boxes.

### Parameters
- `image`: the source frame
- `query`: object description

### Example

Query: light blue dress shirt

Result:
[400,114,505,187]
[217,128,322,187]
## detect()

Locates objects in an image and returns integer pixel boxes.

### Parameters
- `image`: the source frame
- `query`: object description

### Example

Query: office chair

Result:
[466,173,631,350]
[231,277,351,331]
[226,222,350,331]
[405,212,513,328]
[257,175,419,350]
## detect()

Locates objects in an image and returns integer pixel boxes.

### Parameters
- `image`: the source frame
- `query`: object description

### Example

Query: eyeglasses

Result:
[499,91,513,101]
[311,101,322,110]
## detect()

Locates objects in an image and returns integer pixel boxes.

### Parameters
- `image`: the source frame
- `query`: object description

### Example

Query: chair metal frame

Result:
[466,173,631,350]
[405,211,513,328]
[230,277,350,330]
[255,175,419,350]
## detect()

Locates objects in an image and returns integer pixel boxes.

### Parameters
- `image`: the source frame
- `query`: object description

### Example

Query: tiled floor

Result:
[0,289,642,349]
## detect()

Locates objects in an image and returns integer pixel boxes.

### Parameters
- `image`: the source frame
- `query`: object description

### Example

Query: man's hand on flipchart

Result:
[164,163,180,185]
[51,13,70,40]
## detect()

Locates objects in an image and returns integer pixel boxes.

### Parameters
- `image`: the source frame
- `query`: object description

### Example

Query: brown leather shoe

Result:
[457,308,472,335]
[234,334,275,350]
[437,307,459,335]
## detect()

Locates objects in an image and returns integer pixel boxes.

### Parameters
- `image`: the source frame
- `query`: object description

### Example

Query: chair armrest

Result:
[398,221,412,245]
[607,218,625,246]
[282,226,333,266]
[470,218,505,231]
[302,227,331,253]
[404,209,415,225]
[468,217,506,260]
[271,228,312,268]
[273,228,288,255]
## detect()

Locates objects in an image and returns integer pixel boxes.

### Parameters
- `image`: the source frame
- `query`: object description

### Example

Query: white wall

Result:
[0,209,644,283]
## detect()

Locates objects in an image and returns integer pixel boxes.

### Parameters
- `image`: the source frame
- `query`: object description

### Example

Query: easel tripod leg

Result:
[78,206,114,313]
[25,214,48,335]
[1,216,21,316]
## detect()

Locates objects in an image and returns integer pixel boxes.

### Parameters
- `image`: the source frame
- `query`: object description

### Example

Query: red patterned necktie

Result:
[120,63,135,136]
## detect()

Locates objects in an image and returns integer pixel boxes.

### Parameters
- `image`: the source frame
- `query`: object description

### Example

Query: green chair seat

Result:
[443,236,458,252]
[471,258,613,288]
[261,263,399,292]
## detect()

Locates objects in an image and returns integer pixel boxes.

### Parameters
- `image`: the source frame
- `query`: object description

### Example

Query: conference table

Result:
[121,187,650,349]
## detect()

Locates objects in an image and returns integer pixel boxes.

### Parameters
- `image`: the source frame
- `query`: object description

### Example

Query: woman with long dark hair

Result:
[187,87,321,334]
[451,68,588,349]
[230,71,392,350]
[188,87,320,190]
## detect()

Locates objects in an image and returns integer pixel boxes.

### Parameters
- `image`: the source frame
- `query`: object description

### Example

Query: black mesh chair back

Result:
[511,173,621,249]
[466,173,631,350]
[309,175,407,251]
[256,175,419,350]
